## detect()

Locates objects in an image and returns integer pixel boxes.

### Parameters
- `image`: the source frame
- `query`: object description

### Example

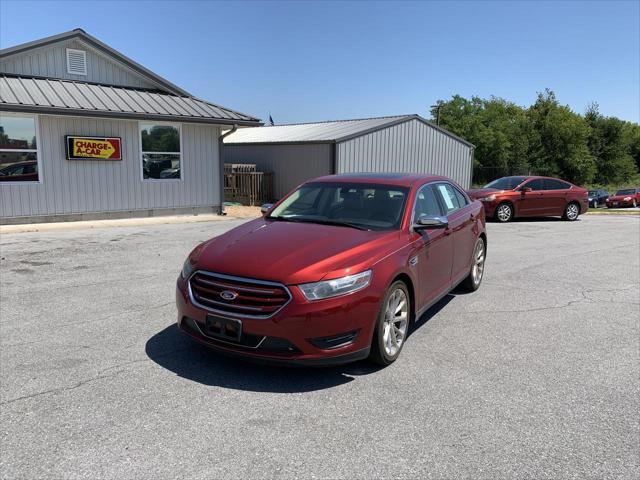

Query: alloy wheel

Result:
[566,203,579,220]
[382,288,409,357]
[471,240,486,286]
[496,204,512,222]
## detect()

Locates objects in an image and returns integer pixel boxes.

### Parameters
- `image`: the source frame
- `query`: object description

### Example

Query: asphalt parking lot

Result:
[1,214,638,479]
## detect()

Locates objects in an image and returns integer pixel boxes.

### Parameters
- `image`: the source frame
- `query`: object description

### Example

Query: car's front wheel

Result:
[495,202,513,222]
[563,202,580,221]
[369,281,410,366]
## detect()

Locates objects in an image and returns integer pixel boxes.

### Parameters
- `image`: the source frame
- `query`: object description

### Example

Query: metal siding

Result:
[336,118,473,188]
[0,115,221,218]
[0,39,158,89]
[224,143,332,199]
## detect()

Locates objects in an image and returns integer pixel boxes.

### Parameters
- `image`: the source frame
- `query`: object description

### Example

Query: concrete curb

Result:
[0,214,253,234]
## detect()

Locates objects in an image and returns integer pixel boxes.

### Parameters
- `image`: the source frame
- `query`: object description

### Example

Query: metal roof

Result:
[0,28,190,97]
[0,75,261,126]
[224,114,474,147]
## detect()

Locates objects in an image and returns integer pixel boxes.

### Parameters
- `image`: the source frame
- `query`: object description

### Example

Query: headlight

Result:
[479,195,496,202]
[299,270,372,301]
[624,196,631,201]
[181,258,195,279]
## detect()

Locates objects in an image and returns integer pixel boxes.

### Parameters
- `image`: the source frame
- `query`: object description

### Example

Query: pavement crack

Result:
[0,369,125,406]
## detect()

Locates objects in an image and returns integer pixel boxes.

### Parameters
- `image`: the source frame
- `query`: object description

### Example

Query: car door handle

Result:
[443,227,452,236]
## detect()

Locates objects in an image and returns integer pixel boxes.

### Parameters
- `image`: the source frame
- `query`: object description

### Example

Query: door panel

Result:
[409,229,454,308]
[544,179,571,214]
[410,183,453,309]
[518,179,547,215]
[433,183,477,284]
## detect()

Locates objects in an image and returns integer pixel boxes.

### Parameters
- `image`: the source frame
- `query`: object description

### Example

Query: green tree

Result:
[525,89,596,184]
[585,103,638,183]
[431,95,531,184]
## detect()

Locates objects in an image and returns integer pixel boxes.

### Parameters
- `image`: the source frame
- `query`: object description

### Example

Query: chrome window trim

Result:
[188,270,293,319]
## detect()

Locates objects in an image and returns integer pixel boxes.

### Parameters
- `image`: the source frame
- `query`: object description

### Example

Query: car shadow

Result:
[488,216,578,223]
[145,295,456,392]
[145,324,383,393]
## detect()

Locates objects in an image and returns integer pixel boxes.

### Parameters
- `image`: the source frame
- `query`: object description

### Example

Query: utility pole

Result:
[430,104,442,126]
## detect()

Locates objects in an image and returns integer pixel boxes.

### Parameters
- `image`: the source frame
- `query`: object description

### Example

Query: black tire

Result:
[494,202,513,222]
[460,237,486,292]
[369,280,411,366]
[562,202,580,221]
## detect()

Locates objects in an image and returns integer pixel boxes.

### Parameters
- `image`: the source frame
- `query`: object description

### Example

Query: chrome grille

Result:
[188,271,291,318]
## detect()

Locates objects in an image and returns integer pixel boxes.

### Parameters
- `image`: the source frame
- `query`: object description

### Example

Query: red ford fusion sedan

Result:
[467,176,589,222]
[605,188,640,208]
[176,173,487,366]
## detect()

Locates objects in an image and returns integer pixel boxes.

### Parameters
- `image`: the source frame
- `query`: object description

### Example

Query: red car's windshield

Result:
[483,176,527,190]
[268,182,409,231]
[615,189,636,195]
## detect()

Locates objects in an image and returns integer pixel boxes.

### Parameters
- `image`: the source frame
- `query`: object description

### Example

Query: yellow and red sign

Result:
[66,136,122,161]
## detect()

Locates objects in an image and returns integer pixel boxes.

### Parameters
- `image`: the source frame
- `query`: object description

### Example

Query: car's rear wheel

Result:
[369,281,410,366]
[563,202,580,221]
[460,237,486,292]
[495,202,513,222]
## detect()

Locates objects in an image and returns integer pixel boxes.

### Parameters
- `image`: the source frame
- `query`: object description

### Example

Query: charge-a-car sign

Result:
[66,136,122,161]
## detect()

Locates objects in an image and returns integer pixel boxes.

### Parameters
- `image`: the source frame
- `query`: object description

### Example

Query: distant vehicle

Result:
[143,158,173,179]
[0,160,38,182]
[588,189,609,208]
[467,175,589,222]
[606,188,640,208]
[176,173,487,366]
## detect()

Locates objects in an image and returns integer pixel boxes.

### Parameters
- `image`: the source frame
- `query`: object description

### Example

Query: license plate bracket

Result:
[205,315,242,342]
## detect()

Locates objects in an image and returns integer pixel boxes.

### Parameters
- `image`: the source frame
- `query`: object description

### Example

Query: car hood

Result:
[191,218,402,285]
[608,194,634,201]
[467,188,503,199]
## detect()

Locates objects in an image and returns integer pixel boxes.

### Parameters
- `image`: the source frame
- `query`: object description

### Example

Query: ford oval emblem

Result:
[220,290,238,301]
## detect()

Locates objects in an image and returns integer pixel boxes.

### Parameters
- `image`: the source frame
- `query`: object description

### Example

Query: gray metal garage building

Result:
[224,115,474,199]
[0,29,260,224]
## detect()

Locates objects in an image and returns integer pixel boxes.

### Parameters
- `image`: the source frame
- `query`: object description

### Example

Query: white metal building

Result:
[224,115,475,199]
[0,29,260,224]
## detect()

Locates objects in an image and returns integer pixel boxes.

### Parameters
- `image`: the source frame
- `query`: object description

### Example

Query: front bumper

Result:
[176,275,380,366]
[480,201,497,217]
[607,200,635,208]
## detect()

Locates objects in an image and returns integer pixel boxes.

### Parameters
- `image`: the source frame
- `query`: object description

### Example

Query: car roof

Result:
[308,173,451,187]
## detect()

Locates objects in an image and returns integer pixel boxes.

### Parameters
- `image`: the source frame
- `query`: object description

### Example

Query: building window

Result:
[0,114,39,183]
[140,123,181,180]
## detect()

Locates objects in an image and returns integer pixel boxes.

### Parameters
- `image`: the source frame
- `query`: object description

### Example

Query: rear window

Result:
[484,176,527,190]
[545,179,571,190]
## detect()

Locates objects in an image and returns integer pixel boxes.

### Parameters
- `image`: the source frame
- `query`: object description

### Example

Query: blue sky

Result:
[1,0,638,124]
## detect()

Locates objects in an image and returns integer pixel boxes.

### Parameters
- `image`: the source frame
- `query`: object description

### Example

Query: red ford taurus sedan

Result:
[176,173,487,366]
[467,176,589,222]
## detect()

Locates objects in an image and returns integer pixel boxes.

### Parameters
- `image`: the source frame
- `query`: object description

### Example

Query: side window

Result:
[435,183,462,215]
[414,184,442,221]
[453,187,469,206]
[524,179,546,191]
[545,179,570,190]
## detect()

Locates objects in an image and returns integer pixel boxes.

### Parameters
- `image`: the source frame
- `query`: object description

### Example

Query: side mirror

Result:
[260,203,273,215]
[520,187,532,193]
[413,214,448,230]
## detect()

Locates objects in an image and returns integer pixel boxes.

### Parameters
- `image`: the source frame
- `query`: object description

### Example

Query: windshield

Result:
[588,190,597,196]
[484,176,527,190]
[268,182,409,231]
[615,189,636,195]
